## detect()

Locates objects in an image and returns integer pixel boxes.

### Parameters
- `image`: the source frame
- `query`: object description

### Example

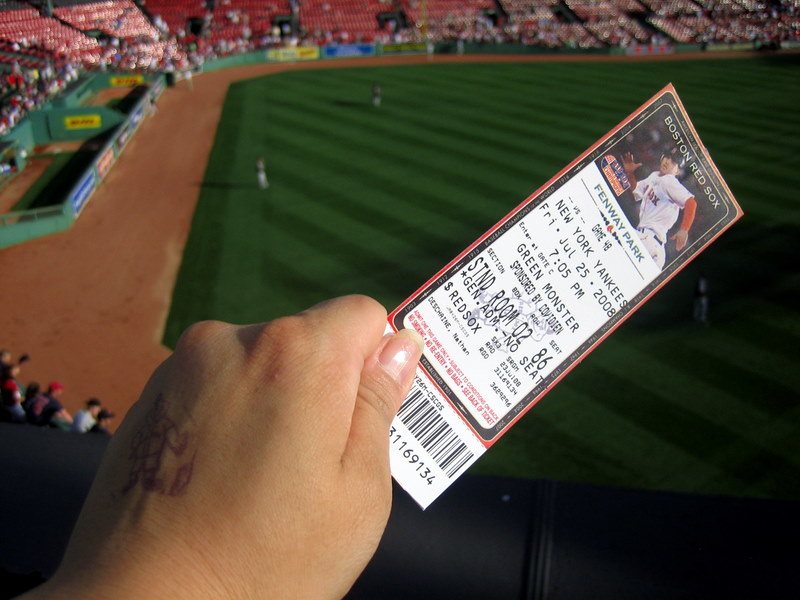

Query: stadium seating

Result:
[403,0,496,30]
[53,0,160,41]
[0,7,100,63]
[640,0,701,16]
[565,0,652,46]
[643,0,799,43]
[299,0,398,44]
[146,0,287,46]
[649,14,709,41]
[49,0,180,68]
[0,39,51,69]
[140,0,205,38]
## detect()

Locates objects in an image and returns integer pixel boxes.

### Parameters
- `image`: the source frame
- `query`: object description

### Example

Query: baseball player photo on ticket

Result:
[387,84,743,509]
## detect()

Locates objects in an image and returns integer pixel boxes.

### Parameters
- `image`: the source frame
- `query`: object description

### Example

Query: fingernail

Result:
[378,329,424,383]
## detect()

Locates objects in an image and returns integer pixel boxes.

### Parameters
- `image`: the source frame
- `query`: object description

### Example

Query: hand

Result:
[671,228,689,251]
[621,151,641,175]
[25,295,423,600]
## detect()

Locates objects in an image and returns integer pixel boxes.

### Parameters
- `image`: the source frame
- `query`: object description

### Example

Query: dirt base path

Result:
[0,51,772,427]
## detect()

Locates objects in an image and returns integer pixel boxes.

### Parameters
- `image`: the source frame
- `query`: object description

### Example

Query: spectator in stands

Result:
[0,363,26,424]
[88,409,115,435]
[23,389,48,425]
[0,349,29,371]
[15,296,423,600]
[22,381,40,404]
[20,381,40,417]
[183,66,193,91]
[72,398,103,433]
[0,56,81,137]
[25,381,72,429]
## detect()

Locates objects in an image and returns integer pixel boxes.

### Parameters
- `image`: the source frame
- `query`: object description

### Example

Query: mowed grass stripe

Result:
[485,364,731,493]
[593,335,790,436]
[709,225,799,312]
[682,328,800,405]
[564,360,800,498]
[723,309,800,374]
[294,92,549,201]
[261,107,502,240]
[725,185,799,220]
[652,330,798,418]
[264,104,535,228]
[533,383,726,489]
[271,149,482,263]
[283,64,624,167]
[260,174,430,286]
[474,391,691,490]
[496,329,798,498]
[258,80,525,187]
[262,99,523,208]
[235,180,432,310]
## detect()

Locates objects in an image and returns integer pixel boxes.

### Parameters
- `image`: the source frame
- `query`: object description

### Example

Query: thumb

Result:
[344,329,424,471]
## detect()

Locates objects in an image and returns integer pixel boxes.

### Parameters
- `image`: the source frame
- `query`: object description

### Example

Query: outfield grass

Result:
[166,53,800,501]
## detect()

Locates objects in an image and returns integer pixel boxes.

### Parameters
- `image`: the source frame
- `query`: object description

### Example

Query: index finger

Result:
[301,295,389,367]
[269,295,390,450]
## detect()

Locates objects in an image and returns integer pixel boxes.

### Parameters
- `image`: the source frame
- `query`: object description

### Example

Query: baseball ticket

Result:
[387,84,742,509]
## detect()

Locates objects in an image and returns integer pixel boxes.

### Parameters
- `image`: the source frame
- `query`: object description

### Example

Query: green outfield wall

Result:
[0,203,74,247]
[26,106,126,143]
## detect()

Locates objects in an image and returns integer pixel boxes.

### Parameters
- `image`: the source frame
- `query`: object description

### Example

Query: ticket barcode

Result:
[397,389,475,478]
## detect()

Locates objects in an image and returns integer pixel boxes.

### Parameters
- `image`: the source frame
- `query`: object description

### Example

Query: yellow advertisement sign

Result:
[110,75,144,87]
[65,114,102,130]
[266,46,320,62]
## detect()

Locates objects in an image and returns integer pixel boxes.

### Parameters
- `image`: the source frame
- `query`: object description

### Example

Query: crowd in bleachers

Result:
[0,348,114,434]
[0,48,81,136]
[648,0,799,45]
[420,0,798,48]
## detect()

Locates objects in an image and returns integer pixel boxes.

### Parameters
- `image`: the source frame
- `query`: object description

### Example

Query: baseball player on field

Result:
[256,156,269,189]
[372,82,381,108]
[622,147,697,270]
